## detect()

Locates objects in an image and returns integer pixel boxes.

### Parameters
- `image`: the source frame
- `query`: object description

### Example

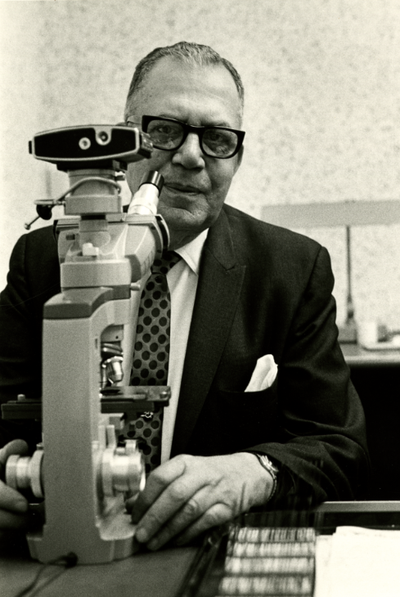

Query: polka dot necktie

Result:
[129,251,180,474]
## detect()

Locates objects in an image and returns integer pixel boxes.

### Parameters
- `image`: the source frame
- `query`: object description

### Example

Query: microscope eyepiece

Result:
[139,171,164,193]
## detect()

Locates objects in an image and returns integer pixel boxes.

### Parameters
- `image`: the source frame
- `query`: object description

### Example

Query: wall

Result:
[1,0,399,329]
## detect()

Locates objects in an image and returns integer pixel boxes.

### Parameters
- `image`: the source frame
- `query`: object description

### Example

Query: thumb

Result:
[0,439,30,469]
[0,440,30,511]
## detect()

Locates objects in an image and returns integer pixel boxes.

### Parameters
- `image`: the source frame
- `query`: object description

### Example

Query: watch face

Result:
[267,456,279,475]
[257,454,279,478]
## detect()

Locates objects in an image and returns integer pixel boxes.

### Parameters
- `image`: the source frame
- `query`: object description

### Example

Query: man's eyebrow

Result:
[203,120,233,128]
[125,114,241,130]
[200,116,243,129]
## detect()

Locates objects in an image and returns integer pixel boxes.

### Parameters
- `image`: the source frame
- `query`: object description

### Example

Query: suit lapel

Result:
[170,208,246,456]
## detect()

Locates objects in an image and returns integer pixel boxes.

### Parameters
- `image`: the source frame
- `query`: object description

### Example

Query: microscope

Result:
[2,124,170,563]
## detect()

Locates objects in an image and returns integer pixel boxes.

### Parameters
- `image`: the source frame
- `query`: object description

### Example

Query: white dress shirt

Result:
[161,229,208,461]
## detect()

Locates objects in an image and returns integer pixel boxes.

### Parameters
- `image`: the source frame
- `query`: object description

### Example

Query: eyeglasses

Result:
[125,116,245,159]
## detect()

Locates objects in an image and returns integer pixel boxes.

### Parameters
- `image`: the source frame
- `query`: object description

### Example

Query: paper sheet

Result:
[315,527,400,597]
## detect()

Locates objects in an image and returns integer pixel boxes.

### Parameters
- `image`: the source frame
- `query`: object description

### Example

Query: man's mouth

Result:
[164,182,205,194]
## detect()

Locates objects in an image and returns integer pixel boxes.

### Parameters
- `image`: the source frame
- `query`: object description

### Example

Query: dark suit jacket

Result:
[0,204,370,505]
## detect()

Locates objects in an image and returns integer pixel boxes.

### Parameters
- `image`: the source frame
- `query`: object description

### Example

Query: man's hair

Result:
[124,41,244,119]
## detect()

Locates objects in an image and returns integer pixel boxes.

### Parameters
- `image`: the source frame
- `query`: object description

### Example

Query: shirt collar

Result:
[174,229,209,275]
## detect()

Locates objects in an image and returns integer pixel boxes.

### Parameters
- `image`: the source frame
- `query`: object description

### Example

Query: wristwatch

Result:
[254,453,279,502]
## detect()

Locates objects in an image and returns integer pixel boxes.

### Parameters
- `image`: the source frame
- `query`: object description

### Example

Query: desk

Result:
[3,506,400,597]
[0,530,197,597]
[341,343,400,500]
[1,346,399,596]
[341,342,400,367]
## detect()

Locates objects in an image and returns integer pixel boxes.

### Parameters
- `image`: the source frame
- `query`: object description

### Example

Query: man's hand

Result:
[0,439,30,529]
[126,452,274,551]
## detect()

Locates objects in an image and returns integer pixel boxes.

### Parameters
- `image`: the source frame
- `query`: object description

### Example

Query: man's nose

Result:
[172,132,205,169]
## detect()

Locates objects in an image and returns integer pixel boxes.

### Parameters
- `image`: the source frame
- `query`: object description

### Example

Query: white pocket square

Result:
[245,354,278,392]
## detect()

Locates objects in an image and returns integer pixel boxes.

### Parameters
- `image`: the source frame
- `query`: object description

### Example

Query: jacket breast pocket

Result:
[192,377,281,455]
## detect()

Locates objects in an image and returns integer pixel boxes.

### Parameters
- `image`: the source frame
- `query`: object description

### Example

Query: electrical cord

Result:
[15,552,78,597]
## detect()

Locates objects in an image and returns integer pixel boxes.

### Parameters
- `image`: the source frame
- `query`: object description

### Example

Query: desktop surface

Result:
[340,342,400,367]
[0,529,198,597]
[1,344,398,597]
[3,505,400,597]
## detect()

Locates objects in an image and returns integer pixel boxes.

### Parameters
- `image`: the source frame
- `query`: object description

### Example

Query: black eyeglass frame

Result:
[126,115,245,159]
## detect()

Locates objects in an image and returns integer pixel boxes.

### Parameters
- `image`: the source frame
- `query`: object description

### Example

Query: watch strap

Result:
[254,453,279,503]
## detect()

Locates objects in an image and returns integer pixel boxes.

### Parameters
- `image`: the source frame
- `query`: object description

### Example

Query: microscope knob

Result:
[101,440,145,498]
[5,447,44,498]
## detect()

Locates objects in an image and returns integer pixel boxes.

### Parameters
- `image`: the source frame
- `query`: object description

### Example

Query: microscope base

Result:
[26,496,140,564]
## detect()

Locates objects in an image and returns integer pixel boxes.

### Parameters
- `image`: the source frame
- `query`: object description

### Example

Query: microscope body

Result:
[4,126,169,563]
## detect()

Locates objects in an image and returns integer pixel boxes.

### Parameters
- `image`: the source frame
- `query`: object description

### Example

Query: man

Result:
[0,42,369,551]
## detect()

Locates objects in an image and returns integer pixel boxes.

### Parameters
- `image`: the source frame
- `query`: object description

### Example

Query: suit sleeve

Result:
[0,228,59,449]
[249,245,370,505]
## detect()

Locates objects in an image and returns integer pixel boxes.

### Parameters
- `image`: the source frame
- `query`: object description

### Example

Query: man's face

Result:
[125,57,244,249]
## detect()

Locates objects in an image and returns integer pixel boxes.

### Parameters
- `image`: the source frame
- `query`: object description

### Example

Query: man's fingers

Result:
[0,440,30,530]
[131,455,194,523]
[135,469,207,543]
[144,484,227,550]
[0,439,29,470]
[0,509,30,530]
[173,502,233,547]
[0,482,28,513]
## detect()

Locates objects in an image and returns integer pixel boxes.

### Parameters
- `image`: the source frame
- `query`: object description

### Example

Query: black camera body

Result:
[29,124,152,170]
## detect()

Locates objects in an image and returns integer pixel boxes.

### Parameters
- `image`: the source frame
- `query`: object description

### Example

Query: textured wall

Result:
[1,0,399,329]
